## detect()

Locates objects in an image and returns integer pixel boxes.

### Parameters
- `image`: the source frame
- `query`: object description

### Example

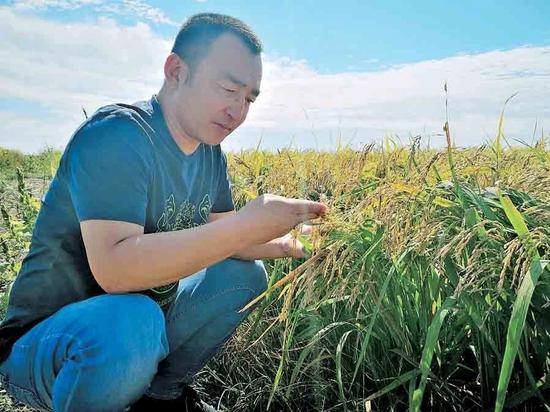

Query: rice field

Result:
[1,133,549,411]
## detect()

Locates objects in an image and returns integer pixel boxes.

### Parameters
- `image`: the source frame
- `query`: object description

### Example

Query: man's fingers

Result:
[290,238,308,258]
[300,224,313,235]
[292,199,328,218]
[280,234,309,258]
[301,213,323,222]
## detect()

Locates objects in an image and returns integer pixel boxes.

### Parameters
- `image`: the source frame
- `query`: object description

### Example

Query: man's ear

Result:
[164,53,190,86]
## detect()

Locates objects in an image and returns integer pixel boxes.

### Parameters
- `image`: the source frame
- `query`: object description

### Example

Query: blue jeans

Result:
[0,258,268,412]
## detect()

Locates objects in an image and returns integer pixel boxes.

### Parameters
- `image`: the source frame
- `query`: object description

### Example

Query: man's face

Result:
[174,33,262,146]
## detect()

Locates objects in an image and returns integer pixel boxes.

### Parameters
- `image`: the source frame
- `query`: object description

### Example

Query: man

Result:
[0,13,327,412]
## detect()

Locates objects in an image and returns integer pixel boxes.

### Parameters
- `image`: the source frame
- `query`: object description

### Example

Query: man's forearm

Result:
[232,239,285,261]
[100,214,260,293]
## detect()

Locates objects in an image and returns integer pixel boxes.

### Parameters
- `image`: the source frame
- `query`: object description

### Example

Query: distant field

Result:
[1,140,549,411]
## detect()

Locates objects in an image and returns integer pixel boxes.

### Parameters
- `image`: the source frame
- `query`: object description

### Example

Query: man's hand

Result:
[236,194,328,245]
[278,224,313,258]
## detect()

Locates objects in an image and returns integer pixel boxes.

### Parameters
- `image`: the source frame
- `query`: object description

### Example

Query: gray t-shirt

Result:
[0,95,234,361]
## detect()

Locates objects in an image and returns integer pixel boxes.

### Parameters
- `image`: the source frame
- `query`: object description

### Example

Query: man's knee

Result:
[51,294,170,410]
[59,294,169,368]
[218,258,268,296]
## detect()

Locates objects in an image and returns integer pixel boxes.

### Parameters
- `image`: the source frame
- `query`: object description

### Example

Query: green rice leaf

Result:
[350,251,409,387]
[433,196,456,208]
[297,233,313,255]
[495,193,547,412]
[336,329,355,409]
[411,296,457,412]
[500,195,529,237]
[365,369,420,402]
[495,259,548,412]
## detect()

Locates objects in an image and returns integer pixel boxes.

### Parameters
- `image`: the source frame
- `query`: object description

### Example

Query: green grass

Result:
[0,147,60,181]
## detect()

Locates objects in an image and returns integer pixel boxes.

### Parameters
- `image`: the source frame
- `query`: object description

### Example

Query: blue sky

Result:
[27,0,550,72]
[161,0,550,72]
[0,0,549,152]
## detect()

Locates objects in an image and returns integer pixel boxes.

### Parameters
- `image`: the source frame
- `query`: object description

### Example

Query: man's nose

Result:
[226,97,246,123]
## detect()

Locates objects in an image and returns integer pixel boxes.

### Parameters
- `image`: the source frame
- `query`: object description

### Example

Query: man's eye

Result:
[222,87,236,93]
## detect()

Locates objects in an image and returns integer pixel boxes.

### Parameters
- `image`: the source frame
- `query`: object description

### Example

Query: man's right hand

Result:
[236,194,328,244]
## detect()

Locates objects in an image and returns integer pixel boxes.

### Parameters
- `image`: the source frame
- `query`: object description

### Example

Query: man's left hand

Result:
[278,224,313,258]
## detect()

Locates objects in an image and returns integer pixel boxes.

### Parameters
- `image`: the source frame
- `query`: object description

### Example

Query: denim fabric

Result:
[0,258,268,412]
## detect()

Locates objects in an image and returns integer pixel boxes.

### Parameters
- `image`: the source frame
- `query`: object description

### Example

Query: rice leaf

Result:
[432,196,456,208]
[500,195,529,237]
[268,315,298,410]
[495,194,547,412]
[495,259,548,411]
[350,251,409,387]
[411,296,457,412]
[336,329,355,409]
[365,369,420,402]
[297,233,313,255]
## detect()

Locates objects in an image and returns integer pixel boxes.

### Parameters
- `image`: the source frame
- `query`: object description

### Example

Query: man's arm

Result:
[208,211,305,261]
[82,214,254,293]
[82,194,327,294]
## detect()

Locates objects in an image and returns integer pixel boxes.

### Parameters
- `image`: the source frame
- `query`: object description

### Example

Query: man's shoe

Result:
[129,385,217,412]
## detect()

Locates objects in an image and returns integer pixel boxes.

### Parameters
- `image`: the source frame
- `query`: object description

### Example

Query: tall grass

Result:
[1,139,549,411]
[209,140,550,411]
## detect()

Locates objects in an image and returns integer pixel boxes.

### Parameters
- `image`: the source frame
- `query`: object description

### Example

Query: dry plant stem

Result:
[238,248,330,313]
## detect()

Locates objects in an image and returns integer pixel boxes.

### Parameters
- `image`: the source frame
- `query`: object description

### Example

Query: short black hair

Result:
[171,13,262,72]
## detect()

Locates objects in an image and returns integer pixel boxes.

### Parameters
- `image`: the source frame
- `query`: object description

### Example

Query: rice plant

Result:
[0,137,549,411]
[207,138,550,411]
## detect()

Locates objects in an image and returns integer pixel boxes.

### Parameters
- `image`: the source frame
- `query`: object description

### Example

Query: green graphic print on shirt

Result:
[156,193,212,231]
[143,193,212,311]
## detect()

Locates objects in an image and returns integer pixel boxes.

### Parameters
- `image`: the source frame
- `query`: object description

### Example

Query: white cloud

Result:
[12,0,104,10]
[0,7,170,103]
[0,6,548,153]
[0,6,170,151]
[0,111,75,153]
[11,0,177,26]
[98,0,177,26]
[232,46,550,150]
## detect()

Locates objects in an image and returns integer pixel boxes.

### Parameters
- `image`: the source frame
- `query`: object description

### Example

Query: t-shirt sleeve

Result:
[65,113,153,225]
[211,150,234,213]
